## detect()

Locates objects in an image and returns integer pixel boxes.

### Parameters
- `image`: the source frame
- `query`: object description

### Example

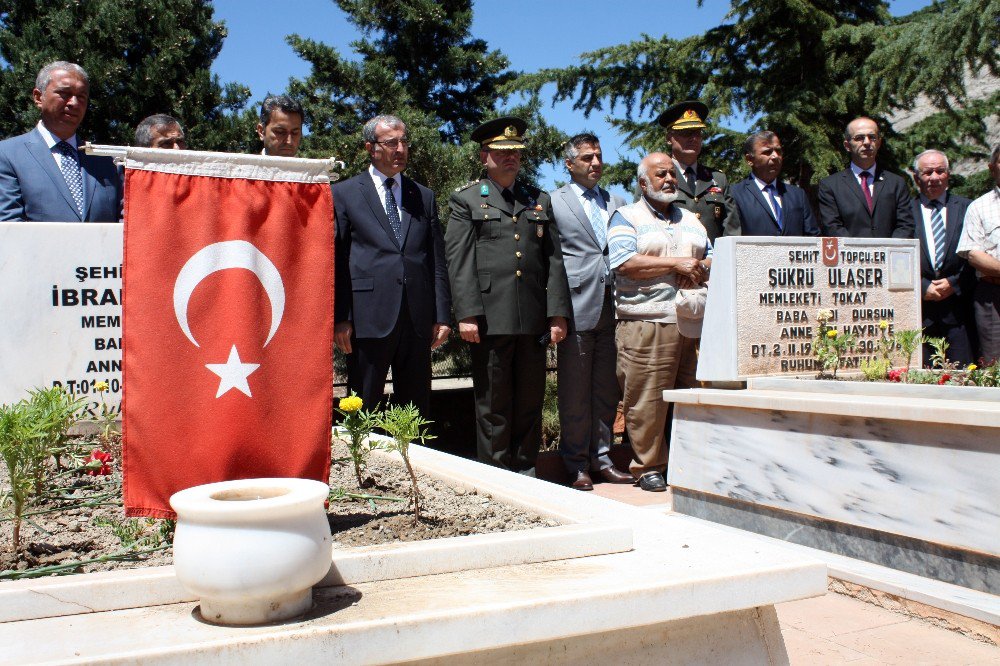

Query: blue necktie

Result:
[930,200,946,272]
[765,183,783,230]
[583,188,607,249]
[56,141,84,218]
[384,177,402,242]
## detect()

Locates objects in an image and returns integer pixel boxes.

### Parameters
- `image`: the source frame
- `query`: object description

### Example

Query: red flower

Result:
[888,369,904,382]
[937,374,952,385]
[85,449,113,476]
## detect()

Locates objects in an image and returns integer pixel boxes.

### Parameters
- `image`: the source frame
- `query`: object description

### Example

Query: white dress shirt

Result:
[36,121,79,170]
[850,161,878,196]
[369,164,401,216]
[752,173,782,219]
[918,193,948,266]
[569,180,608,221]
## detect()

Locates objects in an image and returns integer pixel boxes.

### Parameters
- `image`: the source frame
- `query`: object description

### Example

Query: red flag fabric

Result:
[122,152,334,518]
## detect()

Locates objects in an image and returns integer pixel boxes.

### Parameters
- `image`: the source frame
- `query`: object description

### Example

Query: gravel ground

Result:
[0,438,553,578]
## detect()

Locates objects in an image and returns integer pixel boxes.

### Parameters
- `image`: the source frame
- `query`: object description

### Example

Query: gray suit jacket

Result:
[0,128,122,222]
[550,183,626,331]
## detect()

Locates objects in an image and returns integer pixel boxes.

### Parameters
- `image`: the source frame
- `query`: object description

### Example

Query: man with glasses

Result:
[333,115,451,416]
[818,116,914,238]
[445,117,570,473]
[657,100,740,244]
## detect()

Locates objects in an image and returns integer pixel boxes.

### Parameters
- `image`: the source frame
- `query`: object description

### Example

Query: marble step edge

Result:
[663,512,1000,629]
[749,376,1000,402]
[662,387,1000,427]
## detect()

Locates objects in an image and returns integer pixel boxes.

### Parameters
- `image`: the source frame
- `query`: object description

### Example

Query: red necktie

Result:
[860,171,873,213]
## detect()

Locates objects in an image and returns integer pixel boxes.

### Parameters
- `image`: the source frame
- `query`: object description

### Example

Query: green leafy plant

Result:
[93,516,174,550]
[92,381,120,449]
[375,403,435,522]
[860,358,892,381]
[0,401,42,552]
[27,386,85,475]
[812,310,856,378]
[924,336,952,371]
[893,330,923,375]
[334,392,379,488]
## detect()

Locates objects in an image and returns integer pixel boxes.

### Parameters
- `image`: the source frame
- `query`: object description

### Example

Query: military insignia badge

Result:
[534,204,543,211]
[536,223,544,237]
[504,125,517,138]
[714,205,722,218]
[480,184,489,196]
[708,186,723,194]
[681,109,699,123]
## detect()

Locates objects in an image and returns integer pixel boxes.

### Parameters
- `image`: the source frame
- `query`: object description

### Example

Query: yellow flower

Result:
[878,320,889,330]
[339,395,363,412]
[94,381,110,392]
[826,329,837,339]
[967,363,977,372]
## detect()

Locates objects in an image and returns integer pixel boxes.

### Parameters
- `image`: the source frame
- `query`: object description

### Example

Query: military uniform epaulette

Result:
[455,180,480,193]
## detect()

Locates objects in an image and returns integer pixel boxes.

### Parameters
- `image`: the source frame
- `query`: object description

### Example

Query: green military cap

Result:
[656,101,709,130]
[471,116,527,150]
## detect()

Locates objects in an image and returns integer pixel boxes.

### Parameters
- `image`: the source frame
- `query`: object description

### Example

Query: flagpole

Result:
[82,143,345,179]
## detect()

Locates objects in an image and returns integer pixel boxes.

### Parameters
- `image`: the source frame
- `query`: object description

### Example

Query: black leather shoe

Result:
[638,471,666,492]
[571,470,594,491]
[597,466,634,484]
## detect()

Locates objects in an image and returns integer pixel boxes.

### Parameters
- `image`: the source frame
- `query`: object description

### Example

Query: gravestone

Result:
[697,236,922,382]
[0,223,122,415]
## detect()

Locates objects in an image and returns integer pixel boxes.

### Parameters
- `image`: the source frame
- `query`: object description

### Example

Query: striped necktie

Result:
[930,200,946,272]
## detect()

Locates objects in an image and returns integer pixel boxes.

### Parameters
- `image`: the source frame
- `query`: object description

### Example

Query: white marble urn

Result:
[170,477,332,625]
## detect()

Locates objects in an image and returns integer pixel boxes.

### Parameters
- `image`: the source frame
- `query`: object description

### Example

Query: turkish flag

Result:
[122,156,334,518]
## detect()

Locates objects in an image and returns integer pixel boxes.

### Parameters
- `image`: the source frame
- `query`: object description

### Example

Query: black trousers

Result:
[470,333,546,472]
[346,297,431,416]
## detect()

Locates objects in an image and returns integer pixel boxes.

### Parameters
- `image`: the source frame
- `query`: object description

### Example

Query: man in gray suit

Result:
[550,133,634,490]
[0,61,122,222]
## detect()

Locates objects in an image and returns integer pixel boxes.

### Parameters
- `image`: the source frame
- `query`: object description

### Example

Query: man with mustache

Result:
[733,131,820,237]
[607,153,711,492]
[817,116,914,238]
[549,133,632,490]
[0,61,122,222]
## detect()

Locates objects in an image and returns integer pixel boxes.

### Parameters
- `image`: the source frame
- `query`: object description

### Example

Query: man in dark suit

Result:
[733,131,820,237]
[817,117,914,238]
[0,61,122,222]
[334,115,451,416]
[549,133,632,490]
[445,117,571,473]
[656,100,740,244]
[911,149,975,365]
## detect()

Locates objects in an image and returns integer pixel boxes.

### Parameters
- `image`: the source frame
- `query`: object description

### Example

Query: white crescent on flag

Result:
[173,240,286,348]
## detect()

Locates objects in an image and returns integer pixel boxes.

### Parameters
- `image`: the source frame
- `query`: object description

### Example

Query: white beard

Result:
[645,189,679,205]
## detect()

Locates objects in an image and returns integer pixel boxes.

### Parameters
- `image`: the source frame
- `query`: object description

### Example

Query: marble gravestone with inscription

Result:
[0,223,123,416]
[698,237,921,382]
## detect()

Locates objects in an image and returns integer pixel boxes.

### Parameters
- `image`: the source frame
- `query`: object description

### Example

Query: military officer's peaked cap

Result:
[656,101,709,130]
[472,116,527,150]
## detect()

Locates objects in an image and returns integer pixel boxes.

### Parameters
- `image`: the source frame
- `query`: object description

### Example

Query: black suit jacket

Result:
[913,192,974,328]
[733,176,820,237]
[817,166,915,238]
[333,171,451,339]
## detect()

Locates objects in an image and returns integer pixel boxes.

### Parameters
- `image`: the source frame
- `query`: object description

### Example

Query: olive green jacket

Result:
[671,160,742,244]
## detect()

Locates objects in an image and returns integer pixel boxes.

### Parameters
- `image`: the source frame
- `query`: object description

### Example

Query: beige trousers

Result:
[615,320,698,476]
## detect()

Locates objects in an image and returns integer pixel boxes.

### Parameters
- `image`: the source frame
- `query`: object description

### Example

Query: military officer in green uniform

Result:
[445,117,571,473]
[657,100,741,243]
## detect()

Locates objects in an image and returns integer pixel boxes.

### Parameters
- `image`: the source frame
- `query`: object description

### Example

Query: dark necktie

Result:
[685,166,697,194]
[56,141,84,218]
[764,183,783,230]
[859,170,874,213]
[384,176,402,242]
[501,188,515,207]
[930,200,946,272]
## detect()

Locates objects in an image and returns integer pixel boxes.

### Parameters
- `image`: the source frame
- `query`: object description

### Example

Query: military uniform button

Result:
[514,233,520,240]
[512,215,518,223]
[516,251,522,258]
[694,197,700,203]
[696,213,702,219]
[516,270,522,277]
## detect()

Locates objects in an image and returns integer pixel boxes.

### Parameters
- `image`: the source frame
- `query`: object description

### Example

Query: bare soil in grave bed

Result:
[0,439,553,577]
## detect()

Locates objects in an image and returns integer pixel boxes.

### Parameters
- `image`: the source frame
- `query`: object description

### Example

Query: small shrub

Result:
[375,403,434,522]
[334,392,378,488]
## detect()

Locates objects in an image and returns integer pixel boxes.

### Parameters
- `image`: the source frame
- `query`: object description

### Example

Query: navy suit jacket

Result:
[817,166,914,238]
[733,176,820,237]
[913,192,974,328]
[0,128,122,222]
[333,171,451,339]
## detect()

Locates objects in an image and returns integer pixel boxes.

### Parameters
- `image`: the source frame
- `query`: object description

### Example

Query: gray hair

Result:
[35,61,89,93]
[912,149,950,173]
[260,94,303,126]
[134,114,183,147]
[636,159,649,186]
[563,132,600,161]
[744,130,778,156]
[362,115,406,143]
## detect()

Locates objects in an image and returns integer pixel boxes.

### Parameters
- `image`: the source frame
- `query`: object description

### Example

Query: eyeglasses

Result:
[374,138,411,150]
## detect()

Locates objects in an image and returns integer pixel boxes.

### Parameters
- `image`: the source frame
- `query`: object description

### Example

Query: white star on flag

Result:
[205,345,260,398]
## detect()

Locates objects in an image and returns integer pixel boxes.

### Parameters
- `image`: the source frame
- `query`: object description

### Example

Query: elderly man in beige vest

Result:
[607,153,711,492]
